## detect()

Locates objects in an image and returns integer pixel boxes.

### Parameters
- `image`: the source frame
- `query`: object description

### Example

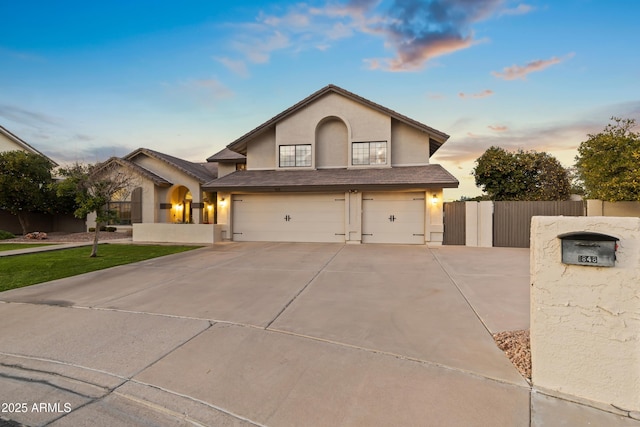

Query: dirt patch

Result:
[7,231,130,243]
[493,329,531,380]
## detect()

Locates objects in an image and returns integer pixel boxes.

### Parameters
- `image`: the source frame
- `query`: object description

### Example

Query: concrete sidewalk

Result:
[0,243,637,426]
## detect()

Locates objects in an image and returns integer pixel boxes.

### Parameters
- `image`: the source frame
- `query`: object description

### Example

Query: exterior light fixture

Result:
[431,194,438,205]
[220,197,227,207]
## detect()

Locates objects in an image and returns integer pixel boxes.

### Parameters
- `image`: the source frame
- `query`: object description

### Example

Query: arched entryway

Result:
[171,186,193,223]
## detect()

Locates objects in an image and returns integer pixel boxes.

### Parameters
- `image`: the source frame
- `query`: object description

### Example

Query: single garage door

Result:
[232,193,345,242]
[362,192,425,244]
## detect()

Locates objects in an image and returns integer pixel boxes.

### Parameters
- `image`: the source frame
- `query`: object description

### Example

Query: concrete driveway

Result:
[0,243,636,426]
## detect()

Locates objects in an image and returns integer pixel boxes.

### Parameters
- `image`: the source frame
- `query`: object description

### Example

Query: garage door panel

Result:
[362,192,425,244]
[233,193,345,242]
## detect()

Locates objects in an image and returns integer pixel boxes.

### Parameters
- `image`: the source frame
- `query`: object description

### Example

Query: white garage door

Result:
[362,192,425,244]
[232,193,345,242]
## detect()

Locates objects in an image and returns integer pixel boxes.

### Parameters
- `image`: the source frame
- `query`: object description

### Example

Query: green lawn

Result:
[0,244,202,292]
[0,243,55,252]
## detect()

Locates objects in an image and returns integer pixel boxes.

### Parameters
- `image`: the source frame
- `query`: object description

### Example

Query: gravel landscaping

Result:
[7,231,131,243]
[493,330,531,380]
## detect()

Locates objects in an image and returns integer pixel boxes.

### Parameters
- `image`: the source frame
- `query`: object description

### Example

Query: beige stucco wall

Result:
[275,92,391,170]
[390,120,430,166]
[0,132,23,152]
[586,199,640,217]
[247,131,276,170]
[133,223,217,244]
[530,216,640,411]
[217,163,236,178]
[316,117,349,169]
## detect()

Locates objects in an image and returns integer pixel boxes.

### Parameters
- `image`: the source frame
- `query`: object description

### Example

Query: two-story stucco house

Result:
[204,85,458,245]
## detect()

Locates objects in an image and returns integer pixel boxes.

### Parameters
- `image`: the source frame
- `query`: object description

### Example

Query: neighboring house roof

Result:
[222,84,450,158]
[0,125,59,166]
[125,148,217,184]
[97,157,172,187]
[206,147,247,163]
[203,165,459,192]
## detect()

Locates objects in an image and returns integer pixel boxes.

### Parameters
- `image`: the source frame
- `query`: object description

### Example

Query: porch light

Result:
[431,194,439,205]
[175,203,183,211]
[219,197,226,207]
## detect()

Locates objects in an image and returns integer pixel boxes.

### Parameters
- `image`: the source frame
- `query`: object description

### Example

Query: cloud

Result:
[366,0,504,71]
[459,89,494,99]
[0,104,61,127]
[216,57,250,78]
[499,3,534,16]
[223,0,517,74]
[432,119,602,164]
[492,53,573,80]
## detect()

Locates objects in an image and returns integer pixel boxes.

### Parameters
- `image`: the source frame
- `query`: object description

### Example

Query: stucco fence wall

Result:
[530,216,640,413]
[132,223,224,244]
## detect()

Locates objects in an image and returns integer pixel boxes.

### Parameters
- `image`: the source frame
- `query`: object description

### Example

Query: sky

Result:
[1,0,639,200]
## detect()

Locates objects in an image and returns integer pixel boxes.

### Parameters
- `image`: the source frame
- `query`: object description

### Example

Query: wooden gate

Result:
[493,201,584,248]
[443,202,466,245]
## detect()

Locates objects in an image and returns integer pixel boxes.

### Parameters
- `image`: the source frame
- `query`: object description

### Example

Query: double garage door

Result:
[232,192,425,244]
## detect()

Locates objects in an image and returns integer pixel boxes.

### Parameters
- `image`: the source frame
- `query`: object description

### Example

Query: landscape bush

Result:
[0,230,15,240]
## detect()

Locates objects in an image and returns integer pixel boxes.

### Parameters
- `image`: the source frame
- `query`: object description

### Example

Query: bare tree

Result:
[58,159,138,257]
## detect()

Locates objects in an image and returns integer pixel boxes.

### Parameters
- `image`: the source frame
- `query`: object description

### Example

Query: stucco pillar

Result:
[426,189,443,245]
[345,190,362,244]
[530,216,640,412]
[586,199,604,216]
[218,192,231,240]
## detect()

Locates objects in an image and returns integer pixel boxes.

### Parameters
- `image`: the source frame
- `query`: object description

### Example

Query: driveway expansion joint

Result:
[264,244,345,329]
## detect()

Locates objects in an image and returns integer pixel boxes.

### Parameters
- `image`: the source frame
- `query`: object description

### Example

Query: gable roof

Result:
[96,157,172,187]
[222,84,450,157]
[203,165,458,192]
[0,125,59,166]
[124,148,217,184]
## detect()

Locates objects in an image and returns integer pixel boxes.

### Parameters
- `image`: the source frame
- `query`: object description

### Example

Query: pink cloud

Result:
[492,54,573,80]
[488,125,508,132]
[459,89,494,99]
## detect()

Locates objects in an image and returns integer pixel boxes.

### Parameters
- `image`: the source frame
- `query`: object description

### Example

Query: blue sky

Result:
[1,0,639,199]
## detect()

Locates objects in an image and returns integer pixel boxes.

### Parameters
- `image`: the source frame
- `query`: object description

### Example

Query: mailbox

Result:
[559,232,618,267]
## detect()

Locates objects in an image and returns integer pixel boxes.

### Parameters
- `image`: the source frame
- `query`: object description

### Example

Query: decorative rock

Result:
[25,231,48,240]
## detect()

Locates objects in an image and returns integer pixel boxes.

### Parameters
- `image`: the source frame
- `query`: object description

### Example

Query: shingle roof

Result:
[125,148,217,183]
[206,147,246,163]
[219,84,450,158]
[203,165,459,192]
[96,157,172,186]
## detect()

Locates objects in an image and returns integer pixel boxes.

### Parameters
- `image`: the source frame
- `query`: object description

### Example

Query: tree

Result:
[58,160,138,257]
[575,117,640,201]
[0,150,56,235]
[472,146,571,201]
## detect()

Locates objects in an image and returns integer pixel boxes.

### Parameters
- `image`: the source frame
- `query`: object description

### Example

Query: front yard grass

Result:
[0,244,202,292]
[0,243,55,252]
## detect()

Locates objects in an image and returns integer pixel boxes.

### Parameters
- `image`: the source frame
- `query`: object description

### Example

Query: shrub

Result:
[106,227,117,232]
[88,227,96,232]
[0,230,15,240]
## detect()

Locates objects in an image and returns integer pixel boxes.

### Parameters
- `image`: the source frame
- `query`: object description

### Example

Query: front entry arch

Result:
[171,186,193,223]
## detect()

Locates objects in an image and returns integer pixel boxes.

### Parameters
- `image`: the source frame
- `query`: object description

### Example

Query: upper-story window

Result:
[352,141,387,165]
[279,144,311,167]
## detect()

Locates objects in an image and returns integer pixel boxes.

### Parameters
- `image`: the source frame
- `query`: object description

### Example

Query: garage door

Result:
[362,192,425,244]
[232,193,345,242]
